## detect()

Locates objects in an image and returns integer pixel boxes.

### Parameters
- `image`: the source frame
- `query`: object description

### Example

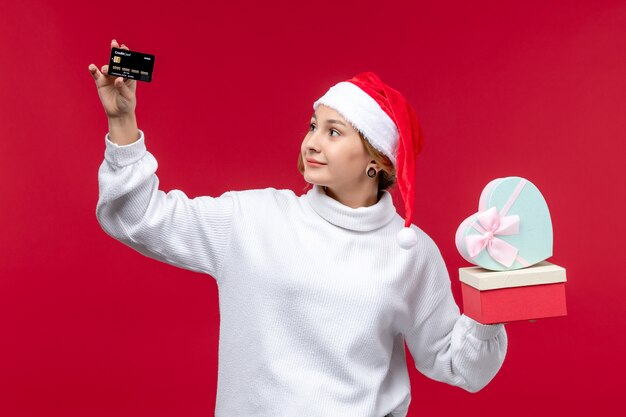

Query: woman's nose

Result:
[305,131,322,151]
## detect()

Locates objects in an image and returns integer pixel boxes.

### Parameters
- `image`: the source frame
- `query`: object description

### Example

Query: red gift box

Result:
[459,261,567,324]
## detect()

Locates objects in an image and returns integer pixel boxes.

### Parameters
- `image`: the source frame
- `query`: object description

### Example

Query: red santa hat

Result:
[313,71,425,249]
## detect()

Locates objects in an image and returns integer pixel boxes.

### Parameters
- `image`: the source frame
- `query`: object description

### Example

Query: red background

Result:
[1,0,624,416]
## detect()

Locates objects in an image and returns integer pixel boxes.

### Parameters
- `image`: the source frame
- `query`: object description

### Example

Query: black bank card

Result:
[108,47,155,82]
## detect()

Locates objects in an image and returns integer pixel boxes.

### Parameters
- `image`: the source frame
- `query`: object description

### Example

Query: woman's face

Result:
[301,104,373,190]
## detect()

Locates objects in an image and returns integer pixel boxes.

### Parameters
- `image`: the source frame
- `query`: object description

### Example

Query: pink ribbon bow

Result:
[465,206,520,267]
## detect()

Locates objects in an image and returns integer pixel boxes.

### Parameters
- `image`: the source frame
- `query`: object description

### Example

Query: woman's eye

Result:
[308,123,340,137]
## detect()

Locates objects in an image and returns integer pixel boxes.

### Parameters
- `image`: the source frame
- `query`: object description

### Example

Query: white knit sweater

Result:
[96,129,507,417]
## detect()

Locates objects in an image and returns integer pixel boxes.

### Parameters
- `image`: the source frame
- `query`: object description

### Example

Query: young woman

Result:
[88,39,507,417]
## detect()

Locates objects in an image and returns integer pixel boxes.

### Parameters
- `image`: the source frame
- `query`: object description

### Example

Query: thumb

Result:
[115,77,134,100]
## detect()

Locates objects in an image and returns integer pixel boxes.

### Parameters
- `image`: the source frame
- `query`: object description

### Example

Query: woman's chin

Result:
[303,174,325,186]
[305,180,324,187]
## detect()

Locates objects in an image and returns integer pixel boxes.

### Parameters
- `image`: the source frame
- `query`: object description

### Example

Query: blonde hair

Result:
[297,131,397,192]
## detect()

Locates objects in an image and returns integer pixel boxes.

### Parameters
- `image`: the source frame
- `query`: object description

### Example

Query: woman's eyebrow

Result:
[311,113,347,126]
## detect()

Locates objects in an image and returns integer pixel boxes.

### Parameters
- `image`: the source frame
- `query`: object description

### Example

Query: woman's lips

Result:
[306,159,326,167]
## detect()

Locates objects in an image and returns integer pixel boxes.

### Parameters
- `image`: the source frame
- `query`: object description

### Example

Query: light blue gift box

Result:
[455,176,553,271]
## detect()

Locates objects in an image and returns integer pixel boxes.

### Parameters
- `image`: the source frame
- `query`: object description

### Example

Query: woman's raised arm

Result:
[90,40,234,280]
[95,131,234,280]
[88,39,140,146]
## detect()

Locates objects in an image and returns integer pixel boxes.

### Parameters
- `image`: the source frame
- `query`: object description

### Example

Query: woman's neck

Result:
[323,185,380,208]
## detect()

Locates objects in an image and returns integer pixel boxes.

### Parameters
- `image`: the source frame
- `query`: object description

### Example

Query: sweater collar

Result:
[305,184,397,232]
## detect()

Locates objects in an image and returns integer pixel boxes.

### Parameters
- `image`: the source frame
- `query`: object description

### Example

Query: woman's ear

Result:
[369,160,381,170]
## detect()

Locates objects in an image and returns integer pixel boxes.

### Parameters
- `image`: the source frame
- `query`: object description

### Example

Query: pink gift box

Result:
[459,261,567,324]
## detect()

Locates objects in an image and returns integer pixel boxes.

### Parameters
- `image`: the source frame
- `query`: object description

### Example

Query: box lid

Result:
[459,261,566,290]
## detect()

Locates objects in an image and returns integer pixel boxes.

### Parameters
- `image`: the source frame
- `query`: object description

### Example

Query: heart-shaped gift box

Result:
[455,176,553,271]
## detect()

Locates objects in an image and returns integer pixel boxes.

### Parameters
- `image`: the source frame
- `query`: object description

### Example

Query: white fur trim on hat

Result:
[313,82,399,166]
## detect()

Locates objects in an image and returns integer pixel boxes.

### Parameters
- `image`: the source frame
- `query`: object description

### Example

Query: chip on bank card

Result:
[108,47,155,82]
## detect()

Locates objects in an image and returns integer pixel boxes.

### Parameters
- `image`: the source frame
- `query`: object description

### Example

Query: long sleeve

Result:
[403,234,508,393]
[95,129,234,280]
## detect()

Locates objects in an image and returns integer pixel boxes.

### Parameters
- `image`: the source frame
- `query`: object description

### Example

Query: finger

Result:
[115,77,134,100]
[101,64,109,75]
[120,43,129,50]
[124,77,137,91]
[111,39,120,49]
[88,64,102,80]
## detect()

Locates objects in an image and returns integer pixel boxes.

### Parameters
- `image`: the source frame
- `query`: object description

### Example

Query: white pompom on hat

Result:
[313,71,425,249]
